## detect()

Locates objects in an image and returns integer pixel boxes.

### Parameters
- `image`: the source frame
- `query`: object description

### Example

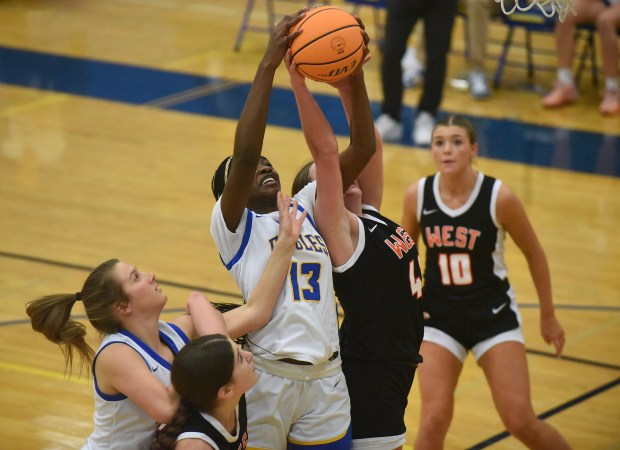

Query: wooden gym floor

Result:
[0,0,618,448]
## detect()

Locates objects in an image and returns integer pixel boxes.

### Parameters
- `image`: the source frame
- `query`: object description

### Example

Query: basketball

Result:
[290,6,364,83]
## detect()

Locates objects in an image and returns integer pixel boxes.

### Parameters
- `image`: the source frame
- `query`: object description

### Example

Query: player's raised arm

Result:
[219,9,305,231]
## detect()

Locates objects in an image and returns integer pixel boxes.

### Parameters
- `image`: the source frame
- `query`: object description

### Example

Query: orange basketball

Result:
[290,6,364,83]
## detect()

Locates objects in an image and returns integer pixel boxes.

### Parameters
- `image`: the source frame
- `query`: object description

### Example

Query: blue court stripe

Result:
[170,89,620,177]
[0,46,216,105]
[0,46,618,177]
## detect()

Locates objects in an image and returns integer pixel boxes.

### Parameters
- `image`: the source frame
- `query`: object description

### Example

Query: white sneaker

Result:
[469,70,490,99]
[375,114,403,142]
[412,111,435,146]
[401,47,424,88]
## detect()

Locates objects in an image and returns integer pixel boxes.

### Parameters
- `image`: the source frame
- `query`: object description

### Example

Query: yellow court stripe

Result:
[0,360,90,386]
[0,93,69,118]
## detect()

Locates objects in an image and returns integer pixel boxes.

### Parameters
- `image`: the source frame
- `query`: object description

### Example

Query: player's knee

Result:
[501,409,538,438]
[420,406,453,434]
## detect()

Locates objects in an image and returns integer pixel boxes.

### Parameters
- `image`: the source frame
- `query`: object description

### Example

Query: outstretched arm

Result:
[287,40,375,267]
[331,74,383,210]
[287,51,352,265]
[222,191,306,339]
[497,184,566,357]
[219,9,306,231]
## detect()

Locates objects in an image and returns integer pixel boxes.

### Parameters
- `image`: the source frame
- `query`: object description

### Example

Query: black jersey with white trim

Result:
[420,173,509,303]
[176,396,248,449]
[333,207,424,364]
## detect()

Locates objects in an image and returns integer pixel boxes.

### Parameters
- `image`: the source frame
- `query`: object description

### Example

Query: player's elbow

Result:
[152,401,179,425]
[247,307,271,332]
[228,305,271,339]
[359,139,376,161]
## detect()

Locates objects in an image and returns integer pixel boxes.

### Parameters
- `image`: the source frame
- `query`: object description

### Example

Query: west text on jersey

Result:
[384,227,416,259]
[424,225,481,249]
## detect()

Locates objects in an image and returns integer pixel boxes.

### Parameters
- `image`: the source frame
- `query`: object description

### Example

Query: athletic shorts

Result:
[342,357,418,448]
[423,286,524,361]
[246,358,351,450]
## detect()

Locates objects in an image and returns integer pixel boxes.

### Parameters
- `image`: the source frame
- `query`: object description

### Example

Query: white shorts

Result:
[424,326,525,362]
[352,434,406,449]
[246,358,351,450]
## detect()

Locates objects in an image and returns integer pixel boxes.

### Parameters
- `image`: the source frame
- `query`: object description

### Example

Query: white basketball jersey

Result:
[211,182,339,364]
[83,321,189,450]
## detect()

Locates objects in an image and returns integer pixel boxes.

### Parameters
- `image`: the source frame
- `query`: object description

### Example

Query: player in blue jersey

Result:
[401,115,571,449]
[25,192,306,450]
[209,9,374,449]
[153,192,306,450]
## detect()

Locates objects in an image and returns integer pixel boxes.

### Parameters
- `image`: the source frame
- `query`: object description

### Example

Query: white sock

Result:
[604,77,619,92]
[557,68,574,86]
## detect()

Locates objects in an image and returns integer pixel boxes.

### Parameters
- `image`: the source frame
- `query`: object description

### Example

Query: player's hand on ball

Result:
[285,49,306,89]
[264,8,306,68]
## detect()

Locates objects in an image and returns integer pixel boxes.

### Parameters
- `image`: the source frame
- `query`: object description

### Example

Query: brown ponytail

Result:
[25,258,127,376]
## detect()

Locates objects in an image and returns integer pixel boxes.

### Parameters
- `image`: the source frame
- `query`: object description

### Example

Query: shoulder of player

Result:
[403,180,420,200]
[95,341,150,378]
[401,180,421,221]
[495,181,526,225]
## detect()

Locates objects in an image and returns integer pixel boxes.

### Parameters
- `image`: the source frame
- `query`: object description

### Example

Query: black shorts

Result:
[342,357,418,440]
[424,289,519,350]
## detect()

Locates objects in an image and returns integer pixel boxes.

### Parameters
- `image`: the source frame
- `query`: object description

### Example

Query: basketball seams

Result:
[290,24,361,59]
[295,40,364,67]
[293,6,342,30]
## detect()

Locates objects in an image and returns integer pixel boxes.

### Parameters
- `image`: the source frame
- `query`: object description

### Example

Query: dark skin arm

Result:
[220,9,306,231]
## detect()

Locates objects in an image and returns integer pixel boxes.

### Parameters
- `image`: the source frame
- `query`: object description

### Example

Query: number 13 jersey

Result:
[210,181,339,365]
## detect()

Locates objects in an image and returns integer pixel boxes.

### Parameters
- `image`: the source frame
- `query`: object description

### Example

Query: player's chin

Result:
[250,368,260,387]
[261,183,281,196]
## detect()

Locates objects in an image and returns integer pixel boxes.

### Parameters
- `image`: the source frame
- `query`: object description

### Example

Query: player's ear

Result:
[218,384,233,401]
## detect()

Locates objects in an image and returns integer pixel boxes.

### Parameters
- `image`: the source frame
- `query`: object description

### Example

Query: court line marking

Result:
[0,93,68,118]
[3,249,620,370]
[468,377,620,449]
[145,79,240,108]
[3,251,618,447]
[1,46,618,177]
[5,249,618,312]
[518,303,620,312]
[527,349,620,371]
[0,250,243,301]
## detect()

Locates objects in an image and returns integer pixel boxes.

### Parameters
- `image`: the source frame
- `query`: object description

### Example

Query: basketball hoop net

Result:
[495,0,576,22]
